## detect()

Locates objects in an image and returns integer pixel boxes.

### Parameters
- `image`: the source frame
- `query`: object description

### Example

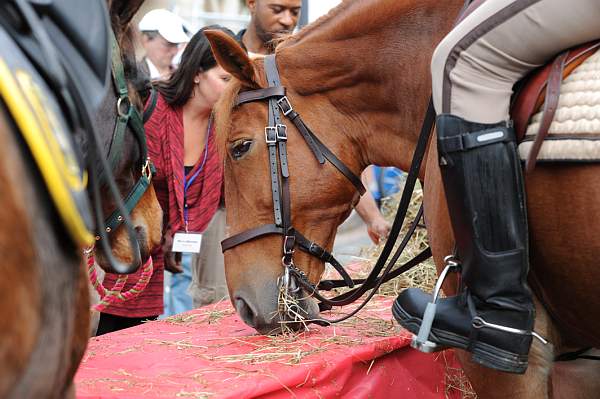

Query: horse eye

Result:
[231,140,253,160]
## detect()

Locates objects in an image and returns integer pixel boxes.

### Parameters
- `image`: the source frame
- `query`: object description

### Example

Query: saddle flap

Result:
[0,26,94,245]
[34,0,112,110]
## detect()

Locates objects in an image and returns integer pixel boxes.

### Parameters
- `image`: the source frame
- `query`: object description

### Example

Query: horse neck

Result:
[277,0,463,173]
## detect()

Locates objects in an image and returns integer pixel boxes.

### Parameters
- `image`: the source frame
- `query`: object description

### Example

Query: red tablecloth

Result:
[76,296,468,398]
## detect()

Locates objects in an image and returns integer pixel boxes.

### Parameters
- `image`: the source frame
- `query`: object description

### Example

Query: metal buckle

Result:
[141,157,153,180]
[276,124,287,141]
[117,96,131,118]
[265,126,277,144]
[283,235,295,255]
[277,96,293,116]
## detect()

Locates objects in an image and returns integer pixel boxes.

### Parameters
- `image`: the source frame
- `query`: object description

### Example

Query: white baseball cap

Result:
[138,9,190,44]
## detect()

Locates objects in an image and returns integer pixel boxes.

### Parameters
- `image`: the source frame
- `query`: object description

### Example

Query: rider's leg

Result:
[393,0,600,374]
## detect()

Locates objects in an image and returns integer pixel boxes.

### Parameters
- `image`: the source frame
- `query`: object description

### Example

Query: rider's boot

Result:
[393,114,538,374]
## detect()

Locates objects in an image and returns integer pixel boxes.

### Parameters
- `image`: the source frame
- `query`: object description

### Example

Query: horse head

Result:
[206,0,460,334]
[207,31,368,334]
[92,0,162,272]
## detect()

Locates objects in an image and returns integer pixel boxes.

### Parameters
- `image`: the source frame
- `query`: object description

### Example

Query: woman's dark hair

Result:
[156,25,237,108]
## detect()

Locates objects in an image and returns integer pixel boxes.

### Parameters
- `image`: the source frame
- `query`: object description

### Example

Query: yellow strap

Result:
[0,58,93,246]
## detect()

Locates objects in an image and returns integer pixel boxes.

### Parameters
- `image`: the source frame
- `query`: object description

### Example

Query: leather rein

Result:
[221,54,435,324]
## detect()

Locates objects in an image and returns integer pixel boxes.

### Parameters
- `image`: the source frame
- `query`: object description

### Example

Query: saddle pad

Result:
[0,27,93,246]
[519,49,600,162]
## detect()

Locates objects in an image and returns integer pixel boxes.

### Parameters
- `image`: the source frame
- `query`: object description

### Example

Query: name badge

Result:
[171,232,202,253]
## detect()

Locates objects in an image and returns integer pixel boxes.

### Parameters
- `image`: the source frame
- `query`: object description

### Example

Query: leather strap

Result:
[236,86,286,105]
[143,86,158,123]
[525,51,568,173]
[221,224,283,251]
[438,125,513,153]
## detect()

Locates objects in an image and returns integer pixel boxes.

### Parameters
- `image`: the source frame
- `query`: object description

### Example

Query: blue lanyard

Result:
[183,119,211,231]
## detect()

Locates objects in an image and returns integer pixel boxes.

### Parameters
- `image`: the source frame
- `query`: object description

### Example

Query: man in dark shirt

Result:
[237,0,302,55]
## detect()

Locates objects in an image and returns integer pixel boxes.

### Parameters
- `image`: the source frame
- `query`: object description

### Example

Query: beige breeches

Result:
[432,0,600,123]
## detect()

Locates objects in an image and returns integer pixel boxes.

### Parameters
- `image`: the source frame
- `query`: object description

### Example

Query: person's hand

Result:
[162,232,183,274]
[367,216,392,245]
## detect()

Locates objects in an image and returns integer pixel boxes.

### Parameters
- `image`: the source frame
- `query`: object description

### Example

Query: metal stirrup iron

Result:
[411,255,460,353]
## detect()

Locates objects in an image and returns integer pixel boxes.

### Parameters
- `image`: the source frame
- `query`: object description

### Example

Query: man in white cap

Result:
[138,9,189,80]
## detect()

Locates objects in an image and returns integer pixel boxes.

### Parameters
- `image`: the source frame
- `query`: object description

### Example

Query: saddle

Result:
[511,40,600,172]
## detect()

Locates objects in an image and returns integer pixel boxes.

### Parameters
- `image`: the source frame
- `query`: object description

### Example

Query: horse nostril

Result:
[234,296,258,328]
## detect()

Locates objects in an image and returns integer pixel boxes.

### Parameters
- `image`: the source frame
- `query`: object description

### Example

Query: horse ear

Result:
[109,0,145,26]
[205,30,259,88]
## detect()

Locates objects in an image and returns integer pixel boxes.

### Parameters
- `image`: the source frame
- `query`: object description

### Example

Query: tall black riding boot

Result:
[393,114,540,374]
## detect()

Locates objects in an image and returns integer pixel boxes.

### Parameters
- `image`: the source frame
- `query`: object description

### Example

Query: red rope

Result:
[86,250,154,313]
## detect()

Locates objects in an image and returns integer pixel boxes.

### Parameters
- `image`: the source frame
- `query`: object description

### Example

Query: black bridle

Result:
[221,54,435,324]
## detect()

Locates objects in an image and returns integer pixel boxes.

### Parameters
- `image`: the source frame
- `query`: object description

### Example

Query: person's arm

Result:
[355,190,391,244]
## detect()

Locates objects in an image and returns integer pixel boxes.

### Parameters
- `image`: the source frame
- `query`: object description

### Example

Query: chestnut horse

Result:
[0,1,161,397]
[207,0,600,397]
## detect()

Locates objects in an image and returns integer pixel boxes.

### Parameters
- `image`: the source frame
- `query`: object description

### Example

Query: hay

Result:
[367,182,438,296]
[327,181,437,298]
[438,352,477,399]
[164,306,235,327]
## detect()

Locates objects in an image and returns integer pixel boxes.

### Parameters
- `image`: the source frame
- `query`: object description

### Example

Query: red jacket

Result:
[102,93,223,317]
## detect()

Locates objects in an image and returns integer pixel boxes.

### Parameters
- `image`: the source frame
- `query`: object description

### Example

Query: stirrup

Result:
[411,255,460,353]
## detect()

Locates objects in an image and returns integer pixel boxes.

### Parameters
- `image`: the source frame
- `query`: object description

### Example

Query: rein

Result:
[221,54,435,324]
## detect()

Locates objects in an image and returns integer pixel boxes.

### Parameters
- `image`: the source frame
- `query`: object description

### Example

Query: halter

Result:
[221,54,436,323]
[95,30,155,240]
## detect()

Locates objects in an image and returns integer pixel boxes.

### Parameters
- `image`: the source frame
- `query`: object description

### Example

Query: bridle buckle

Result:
[141,157,153,180]
[277,96,293,116]
[265,126,277,144]
[276,124,287,141]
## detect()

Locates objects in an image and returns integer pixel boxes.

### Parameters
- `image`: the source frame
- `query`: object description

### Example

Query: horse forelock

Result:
[214,79,241,159]
[214,58,269,158]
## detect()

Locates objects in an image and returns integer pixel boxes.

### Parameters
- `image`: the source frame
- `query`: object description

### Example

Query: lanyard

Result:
[183,118,211,231]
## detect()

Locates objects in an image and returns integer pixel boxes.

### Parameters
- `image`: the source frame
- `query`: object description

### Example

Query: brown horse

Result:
[207,0,600,397]
[0,1,161,397]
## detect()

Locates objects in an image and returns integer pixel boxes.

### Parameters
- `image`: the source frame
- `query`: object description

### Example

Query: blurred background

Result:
[135,0,343,33]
